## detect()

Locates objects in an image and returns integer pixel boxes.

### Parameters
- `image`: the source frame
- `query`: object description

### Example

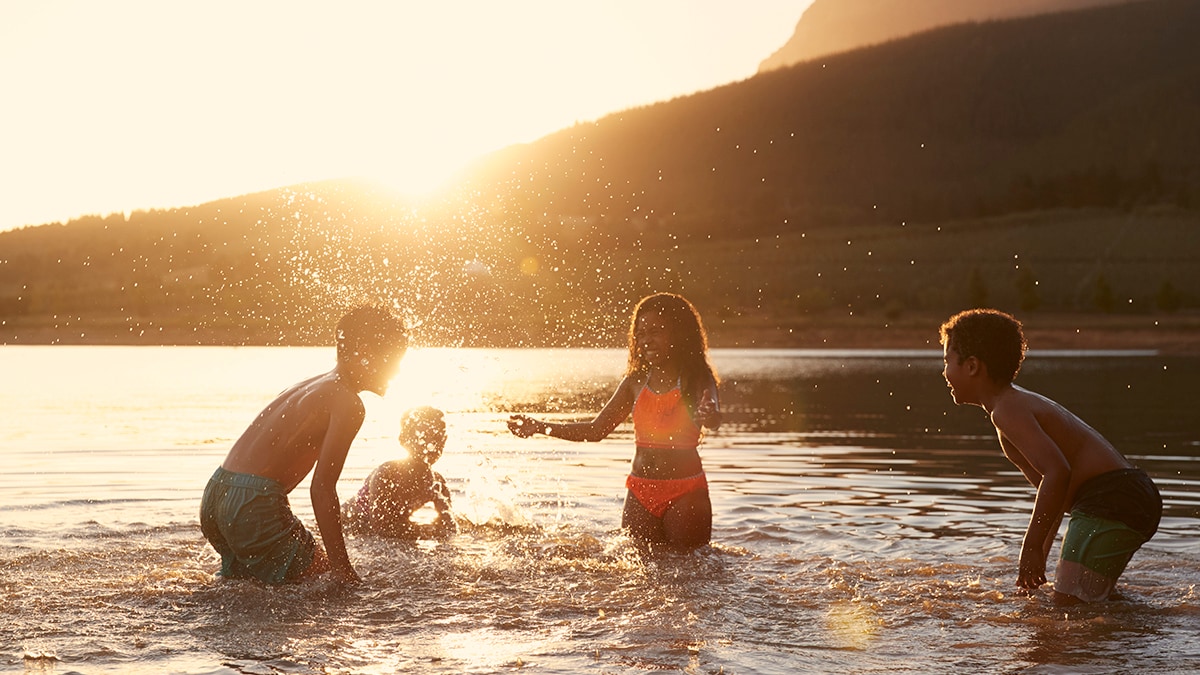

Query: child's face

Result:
[942,343,973,405]
[403,423,446,464]
[634,311,672,367]
[361,346,407,395]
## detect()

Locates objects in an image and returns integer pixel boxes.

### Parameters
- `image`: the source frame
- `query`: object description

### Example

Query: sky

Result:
[0,1,814,232]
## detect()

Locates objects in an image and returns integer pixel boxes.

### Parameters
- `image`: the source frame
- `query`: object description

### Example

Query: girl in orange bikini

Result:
[507,293,721,549]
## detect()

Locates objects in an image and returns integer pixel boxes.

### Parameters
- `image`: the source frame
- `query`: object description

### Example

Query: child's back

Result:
[990,384,1132,507]
[222,372,362,491]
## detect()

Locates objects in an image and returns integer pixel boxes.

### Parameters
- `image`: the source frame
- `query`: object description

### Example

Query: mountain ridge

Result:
[758,0,1151,72]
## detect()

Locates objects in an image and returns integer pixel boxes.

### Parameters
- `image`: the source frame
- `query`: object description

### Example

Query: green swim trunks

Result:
[199,466,318,584]
[1055,468,1161,601]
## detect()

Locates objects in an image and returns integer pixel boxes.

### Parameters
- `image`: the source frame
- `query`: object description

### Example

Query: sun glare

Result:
[384,348,509,414]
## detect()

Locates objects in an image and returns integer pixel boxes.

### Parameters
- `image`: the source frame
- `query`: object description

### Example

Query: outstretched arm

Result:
[508,375,638,442]
[993,406,1071,592]
[310,390,366,582]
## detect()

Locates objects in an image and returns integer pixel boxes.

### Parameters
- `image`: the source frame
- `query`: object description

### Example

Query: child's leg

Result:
[622,490,667,544]
[298,545,331,579]
[1055,511,1148,602]
[662,488,712,550]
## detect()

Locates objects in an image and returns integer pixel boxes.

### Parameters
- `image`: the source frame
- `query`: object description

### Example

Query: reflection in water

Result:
[0,347,1197,674]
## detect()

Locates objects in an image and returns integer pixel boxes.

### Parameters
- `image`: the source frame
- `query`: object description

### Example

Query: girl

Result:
[343,406,456,539]
[508,293,721,549]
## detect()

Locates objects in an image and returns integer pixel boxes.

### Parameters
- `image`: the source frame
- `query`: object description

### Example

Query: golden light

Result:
[824,600,881,650]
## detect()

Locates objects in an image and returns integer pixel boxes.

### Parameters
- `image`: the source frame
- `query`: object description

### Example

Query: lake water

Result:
[1,346,1198,674]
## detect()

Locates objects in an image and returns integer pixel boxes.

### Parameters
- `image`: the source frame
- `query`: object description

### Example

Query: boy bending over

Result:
[200,305,408,584]
[939,309,1161,603]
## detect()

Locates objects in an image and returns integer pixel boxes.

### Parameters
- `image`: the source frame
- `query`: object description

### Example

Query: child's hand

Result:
[1016,549,1047,591]
[507,415,541,438]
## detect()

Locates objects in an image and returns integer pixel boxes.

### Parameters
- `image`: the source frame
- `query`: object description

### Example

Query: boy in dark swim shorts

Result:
[940,309,1162,603]
[199,305,408,584]
[200,468,320,583]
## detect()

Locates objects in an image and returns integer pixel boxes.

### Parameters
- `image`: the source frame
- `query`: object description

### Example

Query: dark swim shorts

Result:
[1056,468,1162,601]
[199,466,318,584]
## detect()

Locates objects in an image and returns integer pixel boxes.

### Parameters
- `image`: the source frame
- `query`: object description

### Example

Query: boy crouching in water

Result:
[200,305,408,584]
[939,309,1161,603]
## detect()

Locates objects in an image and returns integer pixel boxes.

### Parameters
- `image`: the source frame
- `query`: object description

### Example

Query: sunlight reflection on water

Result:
[0,346,1198,674]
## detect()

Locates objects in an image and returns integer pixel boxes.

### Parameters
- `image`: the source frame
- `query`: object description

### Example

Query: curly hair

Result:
[399,406,446,456]
[625,293,718,411]
[939,308,1027,384]
[336,304,407,363]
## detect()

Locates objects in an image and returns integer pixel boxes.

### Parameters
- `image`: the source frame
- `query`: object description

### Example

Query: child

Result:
[939,308,1161,602]
[507,293,722,550]
[342,406,456,539]
[199,305,408,584]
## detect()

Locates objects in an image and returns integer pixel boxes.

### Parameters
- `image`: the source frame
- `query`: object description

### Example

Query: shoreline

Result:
[3,312,1198,355]
[706,312,1200,355]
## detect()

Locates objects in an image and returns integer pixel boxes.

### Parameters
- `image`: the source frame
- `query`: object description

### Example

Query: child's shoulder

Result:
[991,385,1075,429]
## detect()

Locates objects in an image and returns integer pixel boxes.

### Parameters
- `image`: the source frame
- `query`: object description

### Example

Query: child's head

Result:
[626,293,710,373]
[336,304,408,394]
[939,309,1027,384]
[399,406,446,465]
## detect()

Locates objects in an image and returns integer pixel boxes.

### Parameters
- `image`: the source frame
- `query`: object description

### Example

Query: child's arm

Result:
[992,406,1071,592]
[310,390,367,582]
[508,376,637,442]
[694,379,721,431]
[430,472,453,515]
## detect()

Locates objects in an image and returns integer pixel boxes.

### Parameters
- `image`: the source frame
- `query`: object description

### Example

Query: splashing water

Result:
[1,346,1198,674]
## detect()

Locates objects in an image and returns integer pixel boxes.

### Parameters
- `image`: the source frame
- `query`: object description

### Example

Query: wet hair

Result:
[625,293,719,411]
[399,406,446,459]
[336,304,407,364]
[939,309,1027,384]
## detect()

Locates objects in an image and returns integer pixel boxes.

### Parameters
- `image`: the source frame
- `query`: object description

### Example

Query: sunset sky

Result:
[0,1,814,232]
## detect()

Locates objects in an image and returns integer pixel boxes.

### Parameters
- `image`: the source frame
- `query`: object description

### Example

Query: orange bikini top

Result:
[632,383,702,450]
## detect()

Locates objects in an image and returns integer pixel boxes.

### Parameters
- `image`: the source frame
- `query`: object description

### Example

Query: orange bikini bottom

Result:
[625,472,708,518]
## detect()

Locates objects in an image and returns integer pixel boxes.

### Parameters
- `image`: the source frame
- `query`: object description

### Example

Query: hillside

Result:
[461,0,1200,234]
[758,0,1149,72]
[2,0,1198,348]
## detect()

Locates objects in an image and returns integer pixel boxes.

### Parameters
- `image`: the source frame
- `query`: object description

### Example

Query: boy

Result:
[200,305,408,584]
[342,405,456,539]
[939,309,1161,603]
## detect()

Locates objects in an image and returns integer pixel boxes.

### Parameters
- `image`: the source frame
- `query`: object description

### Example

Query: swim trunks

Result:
[632,384,702,450]
[199,466,318,584]
[1055,468,1162,602]
[626,472,708,518]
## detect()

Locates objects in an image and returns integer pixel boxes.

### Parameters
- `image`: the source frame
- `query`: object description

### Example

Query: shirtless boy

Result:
[200,305,407,584]
[940,309,1161,603]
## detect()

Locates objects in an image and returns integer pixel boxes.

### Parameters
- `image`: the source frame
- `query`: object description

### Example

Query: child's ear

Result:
[964,356,982,376]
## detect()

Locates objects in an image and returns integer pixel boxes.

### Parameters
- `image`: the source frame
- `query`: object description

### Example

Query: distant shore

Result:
[3,312,1198,355]
[706,312,1200,355]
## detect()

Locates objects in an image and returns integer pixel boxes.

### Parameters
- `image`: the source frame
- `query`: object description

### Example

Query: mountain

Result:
[759,0,1151,72]
[3,0,1198,347]
[462,0,1200,233]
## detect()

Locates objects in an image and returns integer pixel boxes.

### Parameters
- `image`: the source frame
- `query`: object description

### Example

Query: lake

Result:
[1,346,1198,674]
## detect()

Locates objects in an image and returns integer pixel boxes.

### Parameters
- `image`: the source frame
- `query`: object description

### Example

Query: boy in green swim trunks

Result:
[200,305,408,584]
[939,309,1161,603]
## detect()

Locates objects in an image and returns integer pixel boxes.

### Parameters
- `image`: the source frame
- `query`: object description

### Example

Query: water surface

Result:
[1,346,1197,674]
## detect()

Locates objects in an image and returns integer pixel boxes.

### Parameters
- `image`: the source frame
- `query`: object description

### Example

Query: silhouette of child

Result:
[343,406,456,539]
[200,305,408,583]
